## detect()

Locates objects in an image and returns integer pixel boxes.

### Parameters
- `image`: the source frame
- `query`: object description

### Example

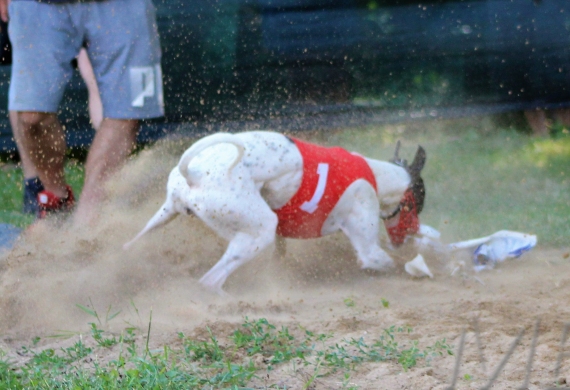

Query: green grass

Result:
[426,131,570,245]
[0,317,452,389]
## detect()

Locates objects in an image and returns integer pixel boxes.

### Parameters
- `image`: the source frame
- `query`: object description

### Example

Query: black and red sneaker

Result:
[37,185,75,219]
[23,177,44,215]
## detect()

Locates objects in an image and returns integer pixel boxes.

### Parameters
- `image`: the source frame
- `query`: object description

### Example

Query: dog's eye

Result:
[185,207,193,215]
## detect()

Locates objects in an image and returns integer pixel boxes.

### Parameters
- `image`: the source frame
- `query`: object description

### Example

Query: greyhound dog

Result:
[124,131,426,294]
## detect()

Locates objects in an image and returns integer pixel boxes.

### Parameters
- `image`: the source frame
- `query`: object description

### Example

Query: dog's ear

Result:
[390,140,408,168]
[408,146,426,178]
[409,146,426,177]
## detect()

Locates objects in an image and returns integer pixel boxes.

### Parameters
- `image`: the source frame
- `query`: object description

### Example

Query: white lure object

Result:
[447,230,537,272]
[405,254,434,278]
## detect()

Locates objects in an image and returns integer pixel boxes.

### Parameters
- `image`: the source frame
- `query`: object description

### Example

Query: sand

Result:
[1,137,569,389]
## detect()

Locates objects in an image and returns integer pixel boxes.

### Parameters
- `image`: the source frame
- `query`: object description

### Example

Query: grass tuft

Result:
[0,317,453,388]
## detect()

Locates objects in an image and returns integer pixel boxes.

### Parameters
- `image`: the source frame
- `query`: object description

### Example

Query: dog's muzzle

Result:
[383,188,420,247]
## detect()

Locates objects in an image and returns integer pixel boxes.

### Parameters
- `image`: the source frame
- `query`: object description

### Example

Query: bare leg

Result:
[74,118,139,224]
[76,48,103,131]
[10,111,38,179]
[15,111,68,198]
[11,111,47,214]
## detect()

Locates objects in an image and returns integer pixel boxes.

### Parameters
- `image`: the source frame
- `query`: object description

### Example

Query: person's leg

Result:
[76,48,103,131]
[10,110,46,214]
[8,1,83,215]
[17,111,75,218]
[10,111,38,179]
[14,47,100,214]
[74,0,163,224]
[73,118,139,223]
[15,111,68,198]
[86,0,163,122]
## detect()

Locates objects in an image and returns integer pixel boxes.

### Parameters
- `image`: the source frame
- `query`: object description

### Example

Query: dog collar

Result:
[383,188,420,246]
[380,203,402,221]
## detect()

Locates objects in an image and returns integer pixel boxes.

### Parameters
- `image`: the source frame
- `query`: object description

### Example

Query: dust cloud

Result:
[1,135,569,389]
[0,138,407,336]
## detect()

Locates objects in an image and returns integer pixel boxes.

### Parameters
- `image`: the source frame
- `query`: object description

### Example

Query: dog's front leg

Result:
[341,219,395,271]
[328,181,395,271]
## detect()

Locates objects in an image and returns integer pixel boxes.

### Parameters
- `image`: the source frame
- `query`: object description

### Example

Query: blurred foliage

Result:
[425,129,569,246]
[549,120,570,139]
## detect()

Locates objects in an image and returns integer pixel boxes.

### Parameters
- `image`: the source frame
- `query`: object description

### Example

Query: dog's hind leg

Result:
[199,229,277,293]
[198,207,278,294]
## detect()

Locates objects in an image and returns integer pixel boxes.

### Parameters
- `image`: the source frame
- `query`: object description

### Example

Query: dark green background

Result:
[1,0,569,150]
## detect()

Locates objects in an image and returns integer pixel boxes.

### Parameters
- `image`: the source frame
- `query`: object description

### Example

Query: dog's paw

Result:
[360,254,395,271]
[199,281,232,299]
[214,288,231,298]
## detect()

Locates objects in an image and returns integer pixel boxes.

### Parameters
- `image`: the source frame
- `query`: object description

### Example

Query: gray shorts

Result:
[8,0,164,119]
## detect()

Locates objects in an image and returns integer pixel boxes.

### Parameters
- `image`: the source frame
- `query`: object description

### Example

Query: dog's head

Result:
[384,142,426,246]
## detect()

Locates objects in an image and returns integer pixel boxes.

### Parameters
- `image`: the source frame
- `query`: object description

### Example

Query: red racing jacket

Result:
[274,138,377,238]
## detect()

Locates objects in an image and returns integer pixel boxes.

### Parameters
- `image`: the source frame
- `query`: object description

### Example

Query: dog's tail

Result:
[123,202,178,250]
[177,133,245,185]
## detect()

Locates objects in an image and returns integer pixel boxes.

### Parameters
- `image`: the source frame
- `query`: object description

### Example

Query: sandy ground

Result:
[1,139,569,389]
